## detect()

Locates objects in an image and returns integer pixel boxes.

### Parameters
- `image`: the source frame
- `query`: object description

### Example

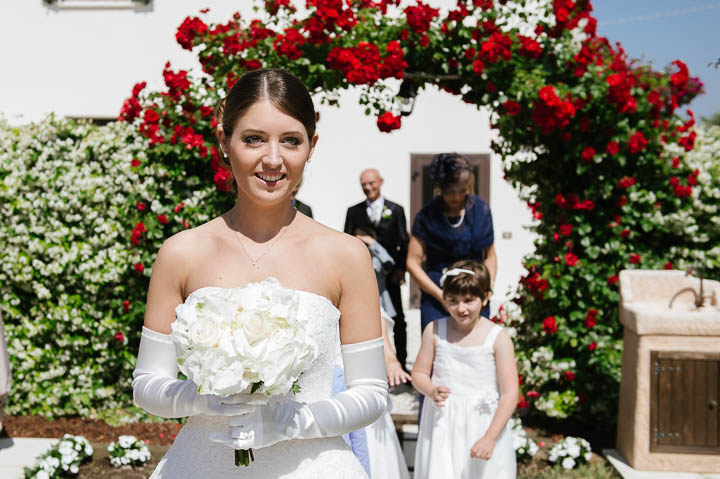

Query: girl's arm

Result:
[406,235,443,303]
[470,330,519,459]
[411,323,449,405]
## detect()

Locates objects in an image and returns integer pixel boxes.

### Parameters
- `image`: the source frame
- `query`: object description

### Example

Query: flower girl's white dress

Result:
[414,318,516,479]
[150,287,368,478]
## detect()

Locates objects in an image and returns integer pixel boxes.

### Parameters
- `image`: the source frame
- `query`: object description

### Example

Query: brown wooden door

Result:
[408,153,491,309]
[650,351,720,454]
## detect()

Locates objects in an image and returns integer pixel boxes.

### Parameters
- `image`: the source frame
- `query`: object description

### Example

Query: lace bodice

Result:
[150,285,368,478]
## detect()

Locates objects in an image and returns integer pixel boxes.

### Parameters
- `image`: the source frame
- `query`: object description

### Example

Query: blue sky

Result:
[591,0,720,121]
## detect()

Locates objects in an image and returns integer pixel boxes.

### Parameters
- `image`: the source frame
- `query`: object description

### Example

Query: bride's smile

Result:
[221,100,318,204]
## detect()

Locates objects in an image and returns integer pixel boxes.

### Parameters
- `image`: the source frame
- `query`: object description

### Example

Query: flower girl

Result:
[412,260,518,478]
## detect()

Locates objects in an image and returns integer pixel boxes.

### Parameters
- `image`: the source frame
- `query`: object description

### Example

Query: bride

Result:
[132,69,388,477]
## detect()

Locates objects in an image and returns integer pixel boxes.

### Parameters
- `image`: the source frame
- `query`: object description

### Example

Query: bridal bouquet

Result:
[170,278,319,466]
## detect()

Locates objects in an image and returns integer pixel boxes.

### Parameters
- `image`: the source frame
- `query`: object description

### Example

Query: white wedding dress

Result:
[150,287,368,478]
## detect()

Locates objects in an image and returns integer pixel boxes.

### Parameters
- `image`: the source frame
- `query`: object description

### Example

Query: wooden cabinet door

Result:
[650,351,720,454]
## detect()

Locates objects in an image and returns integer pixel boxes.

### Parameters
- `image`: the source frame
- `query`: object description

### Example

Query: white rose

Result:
[70,464,79,474]
[584,451,592,461]
[36,471,50,479]
[189,316,223,348]
[562,457,576,470]
[567,444,580,457]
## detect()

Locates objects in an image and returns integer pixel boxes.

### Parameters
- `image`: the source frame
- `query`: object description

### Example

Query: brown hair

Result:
[222,69,316,140]
[441,259,492,299]
[214,97,230,171]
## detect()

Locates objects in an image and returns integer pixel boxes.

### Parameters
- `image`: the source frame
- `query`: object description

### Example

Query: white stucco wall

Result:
[1,0,534,315]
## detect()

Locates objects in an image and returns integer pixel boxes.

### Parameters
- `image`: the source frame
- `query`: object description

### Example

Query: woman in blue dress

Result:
[407,153,497,332]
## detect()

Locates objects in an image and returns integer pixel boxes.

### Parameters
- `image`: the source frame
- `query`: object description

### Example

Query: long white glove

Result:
[213,337,388,450]
[132,327,253,418]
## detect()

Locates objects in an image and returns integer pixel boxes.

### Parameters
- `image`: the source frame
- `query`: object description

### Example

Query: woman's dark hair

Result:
[441,259,492,299]
[222,69,316,139]
[428,153,472,190]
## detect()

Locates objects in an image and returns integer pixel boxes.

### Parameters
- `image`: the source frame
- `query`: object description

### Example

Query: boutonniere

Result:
[381,206,393,220]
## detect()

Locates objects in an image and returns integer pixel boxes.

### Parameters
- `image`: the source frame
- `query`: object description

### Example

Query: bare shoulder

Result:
[153,218,225,289]
[302,217,370,264]
[494,327,515,352]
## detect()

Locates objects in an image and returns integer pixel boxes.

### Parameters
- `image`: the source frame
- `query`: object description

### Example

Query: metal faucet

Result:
[668,267,706,309]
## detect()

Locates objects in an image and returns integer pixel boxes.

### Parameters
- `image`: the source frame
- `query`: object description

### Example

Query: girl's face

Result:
[220,100,317,205]
[444,292,485,328]
[441,170,471,211]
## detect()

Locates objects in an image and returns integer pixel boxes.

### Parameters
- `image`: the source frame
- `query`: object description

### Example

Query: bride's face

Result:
[221,100,317,205]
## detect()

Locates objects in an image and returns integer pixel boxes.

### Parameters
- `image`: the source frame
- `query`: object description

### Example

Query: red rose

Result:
[503,100,521,116]
[565,252,578,266]
[664,262,674,270]
[629,253,641,264]
[608,274,619,285]
[472,59,485,75]
[157,214,169,225]
[628,131,648,154]
[564,371,575,381]
[517,396,529,408]
[134,263,144,273]
[542,316,557,334]
[245,59,262,70]
[122,300,130,314]
[605,141,619,155]
[377,112,402,133]
[136,202,146,211]
[618,176,636,189]
[616,196,627,207]
[214,167,234,192]
[554,194,567,208]
[559,223,572,236]
[526,390,540,399]
[419,34,430,47]
[174,202,185,213]
[585,309,597,328]
[620,229,631,239]
[588,342,597,351]
[115,332,124,342]
[131,158,142,168]
[671,157,680,168]
[580,146,595,162]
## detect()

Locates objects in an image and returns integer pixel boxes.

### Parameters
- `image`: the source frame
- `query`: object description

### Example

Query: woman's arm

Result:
[483,243,497,288]
[406,235,443,303]
[381,311,411,387]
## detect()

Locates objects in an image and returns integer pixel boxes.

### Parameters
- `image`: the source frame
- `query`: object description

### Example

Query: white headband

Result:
[439,268,476,287]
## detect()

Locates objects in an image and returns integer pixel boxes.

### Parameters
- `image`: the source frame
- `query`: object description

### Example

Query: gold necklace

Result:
[228,212,291,269]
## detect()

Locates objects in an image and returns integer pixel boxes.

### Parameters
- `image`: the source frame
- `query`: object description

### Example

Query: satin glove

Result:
[211,336,388,450]
[132,326,253,418]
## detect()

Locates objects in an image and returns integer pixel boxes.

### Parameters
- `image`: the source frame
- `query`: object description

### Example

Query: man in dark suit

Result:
[344,168,409,370]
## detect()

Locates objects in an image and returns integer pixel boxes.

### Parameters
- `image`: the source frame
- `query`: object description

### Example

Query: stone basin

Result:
[619,269,720,335]
[616,269,720,473]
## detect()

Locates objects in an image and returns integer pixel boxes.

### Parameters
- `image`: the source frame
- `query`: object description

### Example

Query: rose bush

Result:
[2,0,716,425]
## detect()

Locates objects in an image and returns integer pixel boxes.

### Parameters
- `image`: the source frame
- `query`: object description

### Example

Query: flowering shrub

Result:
[107,435,152,468]
[509,417,539,462]
[118,0,716,426]
[0,116,216,416]
[2,0,714,423]
[548,436,592,470]
[24,434,93,478]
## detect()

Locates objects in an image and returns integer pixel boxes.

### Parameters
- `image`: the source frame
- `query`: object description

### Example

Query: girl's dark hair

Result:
[428,153,472,190]
[441,259,492,299]
[222,69,316,139]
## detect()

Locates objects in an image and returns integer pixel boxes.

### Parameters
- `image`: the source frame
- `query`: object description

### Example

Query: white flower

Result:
[562,457,576,470]
[171,278,318,398]
[36,471,50,479]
